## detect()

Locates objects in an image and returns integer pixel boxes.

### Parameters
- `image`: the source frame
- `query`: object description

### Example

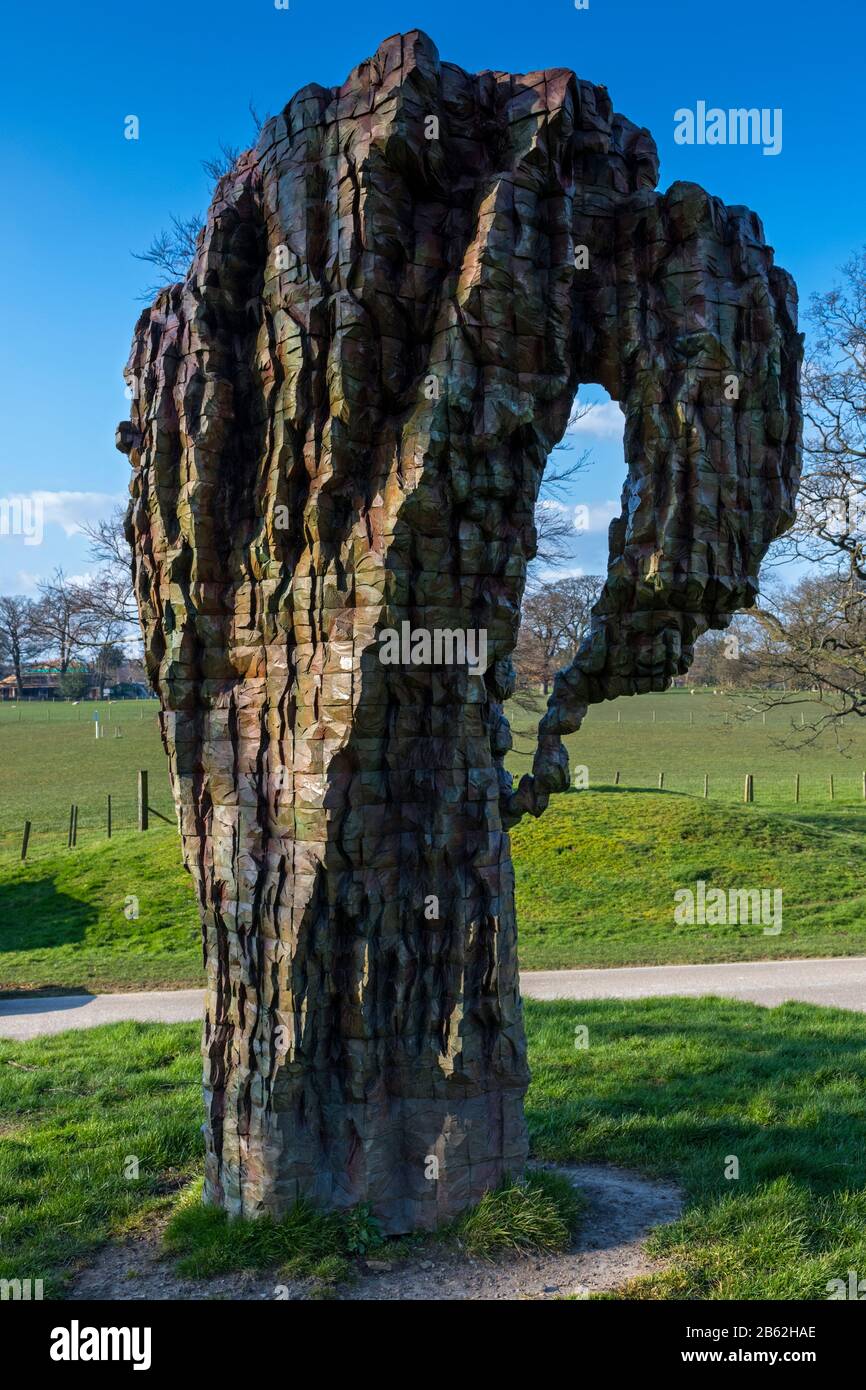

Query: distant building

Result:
[0,660,94,701]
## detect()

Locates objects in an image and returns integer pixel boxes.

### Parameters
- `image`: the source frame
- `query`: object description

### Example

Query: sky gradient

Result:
[1,0,863,590]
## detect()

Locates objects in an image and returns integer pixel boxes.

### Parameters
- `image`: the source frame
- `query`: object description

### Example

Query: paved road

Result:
[522,956,866,1010]
[0,988,204,1040]
[2,958,865,1040]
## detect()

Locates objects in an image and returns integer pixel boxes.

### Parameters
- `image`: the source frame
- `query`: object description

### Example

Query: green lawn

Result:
[3,998,866,1300]
[0,688,863,992]
[2,785,865,992]
[513,788,866,969]
[0,699,171,858]
[0,829,200,993]
[528,996,866,1299]
[3,689,865,866]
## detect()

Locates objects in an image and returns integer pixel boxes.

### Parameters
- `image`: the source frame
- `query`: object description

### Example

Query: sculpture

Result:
[117,31,802,1233]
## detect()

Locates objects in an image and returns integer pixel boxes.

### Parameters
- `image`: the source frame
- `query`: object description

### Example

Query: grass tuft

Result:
[164,1182,352,1279]
[161,1169,581,1278]
[452,1169,584,1257]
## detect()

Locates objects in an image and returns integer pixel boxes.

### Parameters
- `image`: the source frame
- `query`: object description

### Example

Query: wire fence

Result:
[576,769,866,809]
[0,700,160,725]
[1,777,178,866]
[3,696,865,866]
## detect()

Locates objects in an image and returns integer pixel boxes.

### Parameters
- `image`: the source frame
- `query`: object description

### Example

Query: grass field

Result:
[3,998,866,1300]
[0,829,200,992]
[513,787,866,969]
[2,787,865,992]
[3,688,866,861]
[0,699,172,856]
[0,689,864,991]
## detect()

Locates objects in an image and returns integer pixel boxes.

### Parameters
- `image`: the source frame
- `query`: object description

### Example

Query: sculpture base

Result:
[202,1074,529,1235]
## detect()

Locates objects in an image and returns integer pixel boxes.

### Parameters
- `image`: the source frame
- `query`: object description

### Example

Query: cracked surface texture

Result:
[117,30,802,1232]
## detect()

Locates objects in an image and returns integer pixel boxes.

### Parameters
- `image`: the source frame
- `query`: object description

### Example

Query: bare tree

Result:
[133,214,205,297]
[688,615,765,690]
[247,98,274,136]
[33,569,98,673]
[530,400,596,571]
[200,141,241,185]
[132,125,258,296]
[91,640,126,696]
[751,574,866,737]
[533,501,580,568]
[81,505,137,626]
[0,596,44,696]
[514,574,604,693]
[752,251,866,737]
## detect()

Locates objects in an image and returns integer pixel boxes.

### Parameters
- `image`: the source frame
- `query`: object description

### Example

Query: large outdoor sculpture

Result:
[117,31,802,1233]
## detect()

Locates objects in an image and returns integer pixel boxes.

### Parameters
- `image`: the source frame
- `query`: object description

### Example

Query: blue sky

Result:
[1,0,863,590]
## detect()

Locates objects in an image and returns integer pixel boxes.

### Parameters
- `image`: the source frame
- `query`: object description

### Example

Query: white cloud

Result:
[568,401,625,441]
[14,570,43,594]
[534,564,588,582]
[574,500,620,533]
[32,491,123,537]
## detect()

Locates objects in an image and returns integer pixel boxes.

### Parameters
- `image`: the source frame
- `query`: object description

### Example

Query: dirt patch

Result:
[69,1164,683,1302]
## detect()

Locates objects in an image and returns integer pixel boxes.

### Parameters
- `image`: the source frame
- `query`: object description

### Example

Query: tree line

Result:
[4,251,865,724]
[0,508,137,698]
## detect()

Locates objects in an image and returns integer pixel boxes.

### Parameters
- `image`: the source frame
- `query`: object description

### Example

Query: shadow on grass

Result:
[0,876,93,954]
[525,996,866,1200]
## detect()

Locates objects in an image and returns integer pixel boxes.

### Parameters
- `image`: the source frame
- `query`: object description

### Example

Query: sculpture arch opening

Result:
[118,30,801,1233]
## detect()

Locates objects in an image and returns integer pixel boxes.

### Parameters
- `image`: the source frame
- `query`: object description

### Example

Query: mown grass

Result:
[1,688,864,992]
[0,1020,580,1296]
[0,1021,201,1297]
[0,699,171,856]
[512,788,866,969]
[3,690,865,864]
[3,998,866,1300]
[0,828,200,993]
[2,785,864,993]
[527,996,866,1299]
[513,686,866,809]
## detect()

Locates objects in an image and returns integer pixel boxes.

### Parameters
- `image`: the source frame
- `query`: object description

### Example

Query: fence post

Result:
[652,709,656,724]
[703,773,709,798]
[71,805,78,847]
[658,771,664,790]
[138,771,149,831]
[67,804,75,849]
[614,770,621,786]
[21,821,31,861]
[794,773,800,804]
[829,774,835,801]
[862,771,866,801]
[744,774,754,804]
[107,794,112,839]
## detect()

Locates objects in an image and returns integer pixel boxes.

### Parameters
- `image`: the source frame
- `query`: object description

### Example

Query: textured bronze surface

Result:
[118,30,802,1232]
